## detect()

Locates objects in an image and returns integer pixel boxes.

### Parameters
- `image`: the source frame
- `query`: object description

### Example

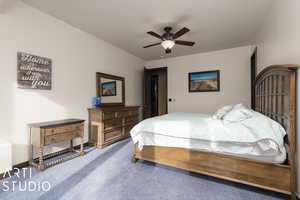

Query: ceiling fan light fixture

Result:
[144,27,194,54]
[165,48,172,54]
[161,40,175,50]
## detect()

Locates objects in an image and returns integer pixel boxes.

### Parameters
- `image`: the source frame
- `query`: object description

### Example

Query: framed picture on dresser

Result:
[101,81,117,96]
[96,72,125,107]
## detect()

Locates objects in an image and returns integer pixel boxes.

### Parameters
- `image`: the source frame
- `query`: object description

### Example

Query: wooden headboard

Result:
[254,64,298,165]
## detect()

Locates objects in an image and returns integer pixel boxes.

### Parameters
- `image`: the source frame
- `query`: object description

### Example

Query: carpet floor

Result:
[0,139,289,200]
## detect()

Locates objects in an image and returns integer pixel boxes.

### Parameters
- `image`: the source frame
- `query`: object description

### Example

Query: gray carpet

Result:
[0,139,288,200]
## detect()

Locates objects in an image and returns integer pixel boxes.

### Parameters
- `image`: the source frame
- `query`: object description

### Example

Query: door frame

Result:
[143,67,168,118]
[250,47,257,109]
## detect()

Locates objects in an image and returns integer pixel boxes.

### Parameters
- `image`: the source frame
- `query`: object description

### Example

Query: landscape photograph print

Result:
[189,70,220,92]
[101,81,117,96]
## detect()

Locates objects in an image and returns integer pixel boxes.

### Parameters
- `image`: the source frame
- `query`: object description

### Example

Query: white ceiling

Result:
[22,0,273,60]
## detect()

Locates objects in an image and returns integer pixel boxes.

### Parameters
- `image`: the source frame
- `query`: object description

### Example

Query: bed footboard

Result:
[133,144,292,196]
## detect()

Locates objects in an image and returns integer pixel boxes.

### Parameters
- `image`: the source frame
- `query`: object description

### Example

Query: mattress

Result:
[132,131,286,163]
[131,112,287,164]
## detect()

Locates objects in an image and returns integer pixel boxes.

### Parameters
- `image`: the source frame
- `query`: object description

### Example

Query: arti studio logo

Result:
[1,168,51,192]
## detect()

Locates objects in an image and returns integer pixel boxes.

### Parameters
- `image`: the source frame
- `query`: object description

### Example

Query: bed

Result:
[131,65,298,199]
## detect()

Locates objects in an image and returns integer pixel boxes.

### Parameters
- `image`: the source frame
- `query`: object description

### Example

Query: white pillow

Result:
[233,103,247,110]
[212,105,234,120]
[223,104,253,123]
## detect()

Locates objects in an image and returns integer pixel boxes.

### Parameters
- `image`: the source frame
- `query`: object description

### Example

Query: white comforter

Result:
[130,112,287,163]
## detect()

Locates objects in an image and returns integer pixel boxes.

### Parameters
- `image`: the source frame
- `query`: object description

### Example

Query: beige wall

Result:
[145,46,252,114]
[254,0,300,193]
[0,1,144,165]
[255,0,300,71]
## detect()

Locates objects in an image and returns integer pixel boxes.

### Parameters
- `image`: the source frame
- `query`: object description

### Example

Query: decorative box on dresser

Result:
[88,106,140,148]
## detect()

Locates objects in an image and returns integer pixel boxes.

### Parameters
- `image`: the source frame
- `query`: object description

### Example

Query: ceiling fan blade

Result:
[143,42,161,48]
[147,31,163,40]
[173,27,190,39]
[175,40,195,46]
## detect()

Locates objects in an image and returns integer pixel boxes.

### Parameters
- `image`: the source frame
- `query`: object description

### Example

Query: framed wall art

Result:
[188,70,220,92]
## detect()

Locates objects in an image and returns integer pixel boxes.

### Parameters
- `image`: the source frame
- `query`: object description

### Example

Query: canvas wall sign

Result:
[17,52,52,90]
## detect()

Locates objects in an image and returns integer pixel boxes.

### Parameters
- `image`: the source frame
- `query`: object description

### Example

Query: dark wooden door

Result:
[150,75,159,117]
[250,48,257,109]
[143,68,151,118]
[143,67,168,119]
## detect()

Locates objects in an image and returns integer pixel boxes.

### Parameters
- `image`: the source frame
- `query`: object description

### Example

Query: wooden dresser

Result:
[88,106,140,148]
[28,119,85,171]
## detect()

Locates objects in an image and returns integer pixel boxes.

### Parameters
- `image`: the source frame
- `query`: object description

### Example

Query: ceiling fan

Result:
[143,26,195,54]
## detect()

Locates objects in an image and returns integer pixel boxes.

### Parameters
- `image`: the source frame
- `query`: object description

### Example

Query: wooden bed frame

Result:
[132,65,298,199]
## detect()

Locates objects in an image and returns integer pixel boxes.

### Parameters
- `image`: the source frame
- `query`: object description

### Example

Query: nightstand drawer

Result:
[45,131,81,145]
[45,123,83,136]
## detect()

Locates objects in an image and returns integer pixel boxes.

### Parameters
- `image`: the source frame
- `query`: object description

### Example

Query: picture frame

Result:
[188,70,220,92]
[101,81,117,96]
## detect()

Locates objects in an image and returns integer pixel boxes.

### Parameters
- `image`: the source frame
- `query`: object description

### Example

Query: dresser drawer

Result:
[123,109,139,117]
[88,107,140,149]
[103,111,116,120]
[124,116,139,125]
[45,131,81,145]
[104,128,122,142]
[90,110,102,122]
[103,111,128,119]
[124,125,134,138]
[104,118,122,131]
[45,123,83,136]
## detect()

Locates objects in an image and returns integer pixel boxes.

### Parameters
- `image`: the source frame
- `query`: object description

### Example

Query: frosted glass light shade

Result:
[161,40,175,49]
